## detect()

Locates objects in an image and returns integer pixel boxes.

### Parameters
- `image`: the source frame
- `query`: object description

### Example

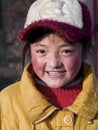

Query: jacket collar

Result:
[20,63,57,124]
[20,62,98,124]
[67,63,98,119]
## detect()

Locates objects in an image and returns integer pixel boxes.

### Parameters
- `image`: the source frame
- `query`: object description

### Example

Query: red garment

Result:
[36,84,82,109]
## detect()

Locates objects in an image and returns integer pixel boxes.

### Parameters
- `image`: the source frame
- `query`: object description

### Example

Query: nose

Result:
[48,53,63,68]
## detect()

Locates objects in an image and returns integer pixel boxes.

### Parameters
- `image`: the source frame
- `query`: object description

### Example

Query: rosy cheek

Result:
[65,57,81,71]
[31,58,44,73]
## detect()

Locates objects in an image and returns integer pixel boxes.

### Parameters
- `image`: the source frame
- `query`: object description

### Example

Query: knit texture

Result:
[18,1,92,43]
[36,83,82,109]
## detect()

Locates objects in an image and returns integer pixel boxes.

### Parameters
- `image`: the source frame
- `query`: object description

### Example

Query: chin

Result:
[47,83,64,88]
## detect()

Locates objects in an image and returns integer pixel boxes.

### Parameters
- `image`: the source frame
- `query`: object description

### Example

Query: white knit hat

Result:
[25,0,83,29]
[18,0,92,43]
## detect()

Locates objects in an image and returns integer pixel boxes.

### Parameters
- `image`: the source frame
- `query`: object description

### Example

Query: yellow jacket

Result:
[0,63,98,130]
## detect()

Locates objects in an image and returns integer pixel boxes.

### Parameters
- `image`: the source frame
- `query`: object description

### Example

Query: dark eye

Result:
[36,50,45,54]
[63,50,73,54]
[61,49,75,56]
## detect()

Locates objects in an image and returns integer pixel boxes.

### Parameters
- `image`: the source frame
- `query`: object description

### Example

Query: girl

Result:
[1,0,98,130]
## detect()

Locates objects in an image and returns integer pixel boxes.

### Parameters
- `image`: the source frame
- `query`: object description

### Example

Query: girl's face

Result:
[30,34,83,88]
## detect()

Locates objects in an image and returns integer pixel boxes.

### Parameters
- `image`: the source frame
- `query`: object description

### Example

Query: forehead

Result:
[46,33,66,44]
[32,33,79,48]
[32,33,68,47]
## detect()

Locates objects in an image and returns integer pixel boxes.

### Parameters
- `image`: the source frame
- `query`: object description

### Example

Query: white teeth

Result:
[48,71,64,75]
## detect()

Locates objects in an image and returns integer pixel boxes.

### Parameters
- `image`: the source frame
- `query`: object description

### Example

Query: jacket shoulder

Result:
[1,81,20,92]
[0,81,21,102]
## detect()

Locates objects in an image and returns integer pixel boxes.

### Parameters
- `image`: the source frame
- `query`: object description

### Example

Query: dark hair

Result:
[22,28,53,70]
[22,27,93,70]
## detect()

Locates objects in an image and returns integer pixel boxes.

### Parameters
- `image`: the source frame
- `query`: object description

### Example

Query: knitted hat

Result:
[18,0,92,43]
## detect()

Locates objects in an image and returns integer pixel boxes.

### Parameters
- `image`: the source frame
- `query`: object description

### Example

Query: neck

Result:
[33,69,83,109]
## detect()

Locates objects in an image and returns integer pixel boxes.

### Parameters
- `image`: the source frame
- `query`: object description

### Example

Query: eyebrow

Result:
[33,43,48,47]
[33,42,73,48]
[59,44,71,47]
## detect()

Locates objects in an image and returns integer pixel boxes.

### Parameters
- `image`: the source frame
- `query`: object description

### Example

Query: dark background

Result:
[0,0,35,90]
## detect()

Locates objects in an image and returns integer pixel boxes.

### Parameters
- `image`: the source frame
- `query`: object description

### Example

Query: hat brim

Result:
[18,19,88,43]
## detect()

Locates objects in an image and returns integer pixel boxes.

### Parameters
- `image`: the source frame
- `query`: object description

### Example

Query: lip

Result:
[47,70,66,78]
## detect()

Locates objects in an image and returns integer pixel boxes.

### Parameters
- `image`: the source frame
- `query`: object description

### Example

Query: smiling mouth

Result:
[47,71,66,77]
